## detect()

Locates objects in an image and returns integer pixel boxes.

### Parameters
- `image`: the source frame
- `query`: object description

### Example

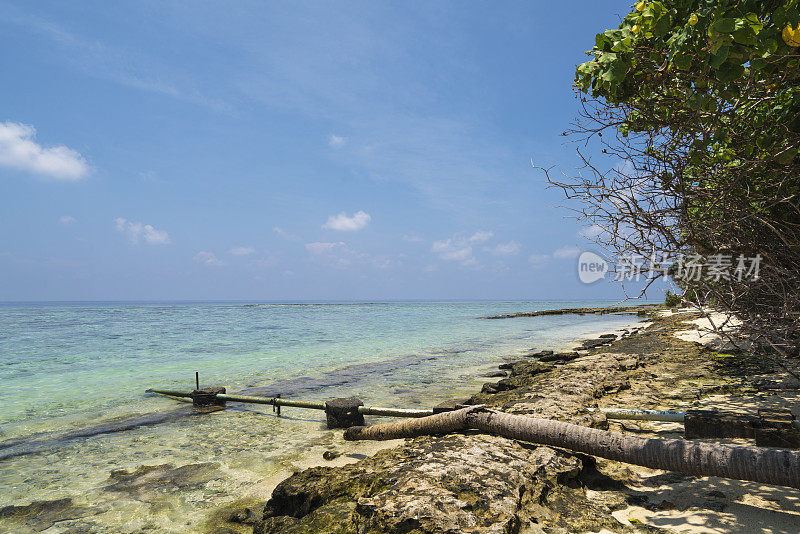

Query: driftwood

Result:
[344,406,800,490]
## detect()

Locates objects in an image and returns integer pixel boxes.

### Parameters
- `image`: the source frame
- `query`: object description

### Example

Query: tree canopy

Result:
[561,1,800,354]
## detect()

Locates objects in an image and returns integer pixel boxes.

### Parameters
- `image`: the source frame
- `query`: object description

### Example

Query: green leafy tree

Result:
[555,1,800,354]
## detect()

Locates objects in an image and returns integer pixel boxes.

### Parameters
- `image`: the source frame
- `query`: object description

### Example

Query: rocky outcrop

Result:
[252,434,630,534]
[469,352,642,429]
[482,304,660,319]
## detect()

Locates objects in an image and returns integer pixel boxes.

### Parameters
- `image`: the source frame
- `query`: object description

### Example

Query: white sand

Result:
[673,311,744,351]
[605,388,800,532]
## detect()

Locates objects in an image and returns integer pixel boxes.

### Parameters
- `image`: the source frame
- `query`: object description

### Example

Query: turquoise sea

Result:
[0,301,644,532]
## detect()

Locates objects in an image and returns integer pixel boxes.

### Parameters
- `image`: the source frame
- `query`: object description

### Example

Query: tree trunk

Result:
[344,406,800,489]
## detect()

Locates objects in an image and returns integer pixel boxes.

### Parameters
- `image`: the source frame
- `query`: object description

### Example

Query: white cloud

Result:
[249,256,278,269]
[114,217,171,245]
[139,170,158,182]
[577,224,604,239]
[305,241,391,269]
[431,239,472,261]
[329,134,347,147]
[432,238,472,262]
[490,241,521,256]
[553,246,581,259]
[528,254,550,266]
[402,234,424,243]
[431,230,494,267]
[59,215,77,225]
[0,122,89,180]
[322,210,371,231]
[273,226,300,241]
[528,245,582,267]
[194,251,225,266]
[3,8,229,112]
[228,246,255,256]
[431,230,494,266]
[305,241,345,254]
[469,230,494,244]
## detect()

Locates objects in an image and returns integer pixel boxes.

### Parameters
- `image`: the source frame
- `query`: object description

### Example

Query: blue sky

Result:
[0,1,658,301]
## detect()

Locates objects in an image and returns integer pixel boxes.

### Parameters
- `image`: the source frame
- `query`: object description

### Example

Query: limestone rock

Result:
[254,434,596,534]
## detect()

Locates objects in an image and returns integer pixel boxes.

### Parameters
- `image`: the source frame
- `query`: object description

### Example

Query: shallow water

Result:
[0,301,643,532]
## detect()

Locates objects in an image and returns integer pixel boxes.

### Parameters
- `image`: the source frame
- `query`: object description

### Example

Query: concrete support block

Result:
[755,408,800,448]
[684,410,759,439]
[325,397,365,429]
[685,408,799,448]
[191,386,227,408]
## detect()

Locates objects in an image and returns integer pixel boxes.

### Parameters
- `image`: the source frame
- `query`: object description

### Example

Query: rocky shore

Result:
[216,308,800,533]
[481,304,661,320]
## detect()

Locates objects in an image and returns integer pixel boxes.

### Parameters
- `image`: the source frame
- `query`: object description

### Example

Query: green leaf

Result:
[744,13,763,33]
[653,13,672,37]
[673,52,692,69]
[765,38,778,54]
[602,59,630,83]
[701,95,717,112]
[612,36,633,52]
[709,46,730,68]
[595,33,610,49]
[687,92,702,109]
[732,26,757,45]
[716,63,744,82]
[713,18,737,33]
[776,146,798,164]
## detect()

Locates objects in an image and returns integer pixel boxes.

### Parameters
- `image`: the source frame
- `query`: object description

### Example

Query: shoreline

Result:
[7,305,794,532]
[229,307,800,534]
[217,311,654,521]
[0,304,646,533]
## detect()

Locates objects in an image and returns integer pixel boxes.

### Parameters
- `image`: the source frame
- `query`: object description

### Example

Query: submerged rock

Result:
[323,450,341,461]
[0,498,99,532]
[104,462,222,498]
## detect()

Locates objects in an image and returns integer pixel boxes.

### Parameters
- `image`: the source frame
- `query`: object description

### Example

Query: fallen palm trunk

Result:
[344,406,800,489]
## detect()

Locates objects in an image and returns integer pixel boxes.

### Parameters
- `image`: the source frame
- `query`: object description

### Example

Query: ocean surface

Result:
[0,301,644,532]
